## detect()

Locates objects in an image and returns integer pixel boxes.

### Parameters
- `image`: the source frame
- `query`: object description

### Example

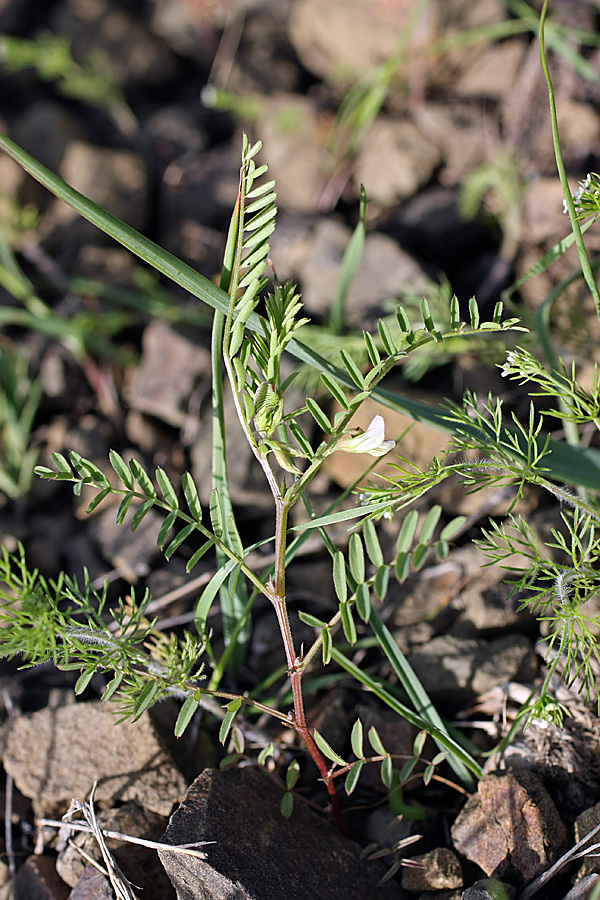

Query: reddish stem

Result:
[268,497,347,835]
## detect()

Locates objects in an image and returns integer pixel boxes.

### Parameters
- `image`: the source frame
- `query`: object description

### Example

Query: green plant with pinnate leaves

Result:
[0,0,599,834]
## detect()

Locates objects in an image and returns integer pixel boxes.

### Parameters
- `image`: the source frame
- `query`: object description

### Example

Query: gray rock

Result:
[461,877,516,899]
[401,847,463,892]
[11,102,84,208]
[270,216,430,328]
[573,802,600,881]
[3,703,186,819]
[255,95,324,214]
[91,501,163,581]
[158,766,408,900]
[49,141,147,243]
[485,697,600,824]
[160,145,240,235]
[562,874,600,900]
[125,319,211,429]
[14,854,69,900]
[289,0,420,83]
[407,634,534,705]
[69,866,113,899]
[451,768,567,887]
[353,118,442,209]
[418,891,461,900]
[51,0,180,89]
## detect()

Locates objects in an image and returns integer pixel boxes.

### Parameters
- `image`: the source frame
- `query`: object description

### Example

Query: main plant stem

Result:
[267,494,346,833]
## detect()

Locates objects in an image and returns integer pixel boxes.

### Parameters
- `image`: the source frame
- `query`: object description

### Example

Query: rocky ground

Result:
[1,0,600,898]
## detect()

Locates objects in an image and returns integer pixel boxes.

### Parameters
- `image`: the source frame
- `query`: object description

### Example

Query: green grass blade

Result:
[331,645,481,785]
[329,185,367,335]
[367,609,479,784]
[539,0,600,320]
[211,193,250,677]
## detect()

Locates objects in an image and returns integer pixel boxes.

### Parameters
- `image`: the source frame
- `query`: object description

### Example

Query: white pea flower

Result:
[337,415,395,457]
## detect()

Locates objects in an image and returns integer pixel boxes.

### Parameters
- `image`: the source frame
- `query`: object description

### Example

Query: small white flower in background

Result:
[337,415,395,457]
[500,350,519,377]
[563,173,592,214]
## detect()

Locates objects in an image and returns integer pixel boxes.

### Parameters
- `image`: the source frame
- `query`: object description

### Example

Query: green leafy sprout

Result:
[0,0,600,830]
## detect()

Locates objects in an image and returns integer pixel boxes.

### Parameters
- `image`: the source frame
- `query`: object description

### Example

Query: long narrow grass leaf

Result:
[332,646,481,782]
[367,609,478,784]
[195,558,238,634]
